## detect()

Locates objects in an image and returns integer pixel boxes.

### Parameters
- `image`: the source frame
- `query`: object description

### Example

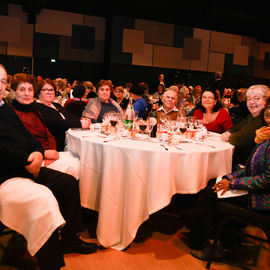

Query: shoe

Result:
[63,236,98,254]
[191,241,224,261]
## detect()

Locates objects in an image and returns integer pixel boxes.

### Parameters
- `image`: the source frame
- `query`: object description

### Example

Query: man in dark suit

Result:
[211,71,225,97]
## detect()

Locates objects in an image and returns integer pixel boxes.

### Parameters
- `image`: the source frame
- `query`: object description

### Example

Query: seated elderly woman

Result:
[82,79,124,123]
[221,84,269,166]
[10,73,80,180]
[188,97,270,261]
[114,86,129,110]
[33,78,90,151]
[193,89,233,133]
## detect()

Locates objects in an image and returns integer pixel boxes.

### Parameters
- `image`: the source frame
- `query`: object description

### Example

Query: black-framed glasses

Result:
[41,88,55,94]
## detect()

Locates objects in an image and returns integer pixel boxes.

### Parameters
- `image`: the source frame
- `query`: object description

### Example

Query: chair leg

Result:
[206,216,232,269]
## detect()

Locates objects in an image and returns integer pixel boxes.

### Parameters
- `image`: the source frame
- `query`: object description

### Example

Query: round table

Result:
[67,129,234,250]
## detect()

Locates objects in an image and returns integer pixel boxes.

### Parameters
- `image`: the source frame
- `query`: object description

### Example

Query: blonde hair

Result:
[246,85,270,98]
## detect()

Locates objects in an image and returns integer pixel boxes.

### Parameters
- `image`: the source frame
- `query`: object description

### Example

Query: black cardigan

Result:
[0,102,44,184]
[33,101,81,151]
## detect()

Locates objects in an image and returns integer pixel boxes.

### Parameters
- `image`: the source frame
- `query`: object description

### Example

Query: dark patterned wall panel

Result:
[34,33,59,58]
[0,42,7,55]
[110,16,134,64]
[71,25,95,50]
[174,25,193,48]
[183,37,201,60]
[0,3,8,15]
[253,59,270,78]
[224,54,254,76]
[263,52,270,70]
[59,36,104,63]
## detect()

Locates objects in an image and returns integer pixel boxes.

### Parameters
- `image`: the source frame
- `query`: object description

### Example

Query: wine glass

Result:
[160,114,167,126]
[148,117,157,140]
[136,119,149,140]
[178,117,187,137]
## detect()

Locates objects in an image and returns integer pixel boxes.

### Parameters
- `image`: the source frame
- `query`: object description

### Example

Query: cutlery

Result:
[160,144,169,151]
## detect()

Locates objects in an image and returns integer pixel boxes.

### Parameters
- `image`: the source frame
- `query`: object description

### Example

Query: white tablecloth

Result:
[67,129,234,250]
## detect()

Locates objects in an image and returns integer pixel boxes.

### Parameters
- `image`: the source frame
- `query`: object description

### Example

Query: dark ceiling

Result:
[2,0,270,42]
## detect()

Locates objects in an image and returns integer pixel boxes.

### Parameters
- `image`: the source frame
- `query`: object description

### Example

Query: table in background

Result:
[67,129,234,250]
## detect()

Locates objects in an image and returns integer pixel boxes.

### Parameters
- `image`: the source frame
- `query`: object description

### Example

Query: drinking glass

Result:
[178,117,187,136]
[136,119,149,140]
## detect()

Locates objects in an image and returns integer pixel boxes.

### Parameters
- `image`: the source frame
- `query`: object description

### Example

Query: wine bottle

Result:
[124,98,135,130]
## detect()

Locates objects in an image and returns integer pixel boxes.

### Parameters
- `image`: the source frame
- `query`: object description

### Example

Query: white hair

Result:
[246,85,270,98]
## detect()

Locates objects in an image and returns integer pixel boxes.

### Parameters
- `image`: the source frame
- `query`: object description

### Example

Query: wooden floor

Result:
[1,195,269,270]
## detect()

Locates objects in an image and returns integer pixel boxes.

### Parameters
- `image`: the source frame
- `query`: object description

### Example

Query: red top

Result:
[13,109,57,150]
[193,108,233,134]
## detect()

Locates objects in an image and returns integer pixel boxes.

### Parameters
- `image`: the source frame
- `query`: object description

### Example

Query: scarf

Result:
[255,126,270,144]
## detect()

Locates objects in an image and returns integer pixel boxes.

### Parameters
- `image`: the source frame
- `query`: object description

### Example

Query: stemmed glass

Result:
[148,117,157,140]
[136,119,149,140]
[178,117,187,137]
[160,114,167,126]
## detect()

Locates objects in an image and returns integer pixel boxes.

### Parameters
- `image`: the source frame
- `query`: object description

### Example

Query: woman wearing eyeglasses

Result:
[193,89,233,134]
[33,78,90,151]
[221,85,270,167]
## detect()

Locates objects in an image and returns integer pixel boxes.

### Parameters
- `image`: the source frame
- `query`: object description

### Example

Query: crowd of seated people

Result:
[2,66,270,268]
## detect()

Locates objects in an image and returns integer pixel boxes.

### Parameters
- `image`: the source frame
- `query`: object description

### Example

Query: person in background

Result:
[114,86,129,110]
[211,71,225,97]
[193,89,233,134]
[82,79,124,123]
[33,78,90,151]
[221,84,269,167]
[157,89,178,123]
[123,82,132,99]
[129,83,148,118]
[84,81,97,99]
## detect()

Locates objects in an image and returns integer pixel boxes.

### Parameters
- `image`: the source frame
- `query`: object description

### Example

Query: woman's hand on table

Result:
[80,117,91,129]
[221,131,231,142]
[45,149,59,160]
[213,178,230,195]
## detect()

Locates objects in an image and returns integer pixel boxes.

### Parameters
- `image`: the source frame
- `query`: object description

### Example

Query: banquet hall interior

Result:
[1,0,270,269]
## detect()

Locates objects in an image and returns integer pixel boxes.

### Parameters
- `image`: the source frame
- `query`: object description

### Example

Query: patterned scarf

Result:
[255,126,270,144]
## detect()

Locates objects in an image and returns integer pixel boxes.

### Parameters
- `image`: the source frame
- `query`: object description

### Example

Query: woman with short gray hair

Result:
[221,84,269,167]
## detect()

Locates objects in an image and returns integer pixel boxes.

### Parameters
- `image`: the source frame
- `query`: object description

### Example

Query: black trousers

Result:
[34,167,84,270]
[189,178,248,249]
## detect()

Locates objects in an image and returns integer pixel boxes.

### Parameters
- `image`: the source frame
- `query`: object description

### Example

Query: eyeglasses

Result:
[246,96,263,102]
[41,88,55,94]
[202,96,215,100]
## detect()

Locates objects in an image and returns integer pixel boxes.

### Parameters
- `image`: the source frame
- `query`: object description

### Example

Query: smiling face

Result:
[162,90,177,111]
[97,84,111,102]
[264,103,270,126]
[13,82,34,105]
[38,83,55,105]
[246,92,266,118]
[0,66,7,102]
[201,91,217,111]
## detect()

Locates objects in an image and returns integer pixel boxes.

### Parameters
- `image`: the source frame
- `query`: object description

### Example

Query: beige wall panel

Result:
[208,52,225,73]
[35,9,83,36]
[58,36,104,63]
[135,19,156,44]
[191,28,210,72]
[132,43,153,66]
[242,36,257,57]
[0,42,7,55]
[257,42,270,61]
[83,15,106,40]
[7,23,33,57]
[210,31,242,54]
[154,21,174,46]
[0,15,20,43]
[253,59,270,79]
[122,29,144,53]
[153,45,190,69]
[233,45,249,66]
